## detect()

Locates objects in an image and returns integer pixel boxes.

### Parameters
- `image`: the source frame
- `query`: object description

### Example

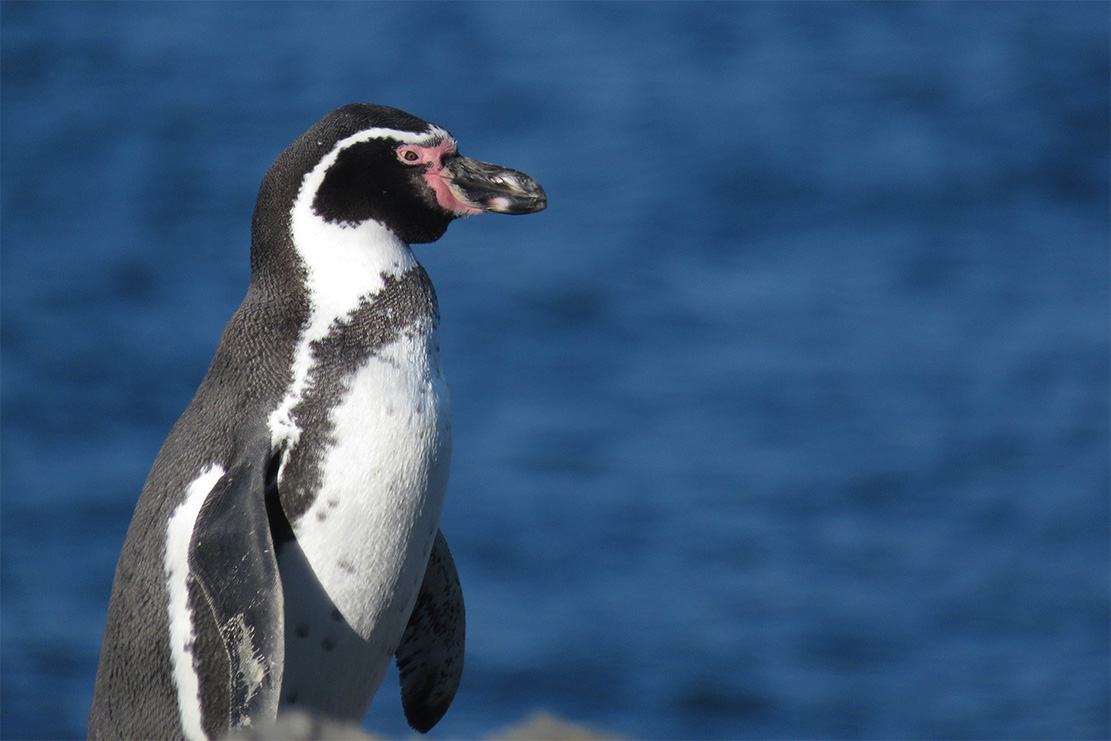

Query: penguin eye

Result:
[398,147,422,164]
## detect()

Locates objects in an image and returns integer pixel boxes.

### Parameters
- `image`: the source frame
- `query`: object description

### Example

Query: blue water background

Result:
[2,3,1108,739]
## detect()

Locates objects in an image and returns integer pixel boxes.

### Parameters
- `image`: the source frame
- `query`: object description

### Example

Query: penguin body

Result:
[89,104,545,740]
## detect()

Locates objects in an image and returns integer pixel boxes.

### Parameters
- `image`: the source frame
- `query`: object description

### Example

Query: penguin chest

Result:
[275,330,452,718]
[291,330,452,632]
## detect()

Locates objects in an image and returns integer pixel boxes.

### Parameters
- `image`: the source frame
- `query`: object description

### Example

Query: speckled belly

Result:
[277,336,452,720]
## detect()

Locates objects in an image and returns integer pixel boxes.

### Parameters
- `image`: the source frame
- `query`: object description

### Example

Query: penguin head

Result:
[265,104,546,246]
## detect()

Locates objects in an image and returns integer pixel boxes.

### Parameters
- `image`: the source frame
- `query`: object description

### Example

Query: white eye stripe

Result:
[310,126,454,179]
[330,126,450,154]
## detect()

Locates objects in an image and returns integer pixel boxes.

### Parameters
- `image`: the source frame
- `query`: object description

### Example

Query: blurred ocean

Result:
[2,2,1108,739]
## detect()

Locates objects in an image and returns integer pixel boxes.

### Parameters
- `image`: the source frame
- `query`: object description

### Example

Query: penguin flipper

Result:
[396,529,465,733]
[189,449,284,730]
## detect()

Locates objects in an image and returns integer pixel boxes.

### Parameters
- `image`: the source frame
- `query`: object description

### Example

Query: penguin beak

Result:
[442,156,547,215]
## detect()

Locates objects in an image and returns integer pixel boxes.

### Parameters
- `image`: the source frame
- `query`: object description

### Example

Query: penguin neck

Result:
[291,215,418,326]
[285,133,425,320]
[265,216,426,452]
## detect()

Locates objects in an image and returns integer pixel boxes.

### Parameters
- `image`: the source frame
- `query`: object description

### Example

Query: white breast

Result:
[276,330,451,721]
[296,332,452,637]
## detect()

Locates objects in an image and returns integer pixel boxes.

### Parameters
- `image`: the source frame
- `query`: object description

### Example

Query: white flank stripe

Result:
[268,126,445,451]
[165,464,226,741]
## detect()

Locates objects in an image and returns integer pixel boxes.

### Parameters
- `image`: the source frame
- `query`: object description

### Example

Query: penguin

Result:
[88,104,546,740]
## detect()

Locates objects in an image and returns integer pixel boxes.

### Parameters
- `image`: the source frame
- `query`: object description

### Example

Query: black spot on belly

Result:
[315,510,327,522]
[337,559,357,575]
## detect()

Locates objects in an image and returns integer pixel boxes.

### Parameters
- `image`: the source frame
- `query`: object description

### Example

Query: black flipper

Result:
[396,530,465,733]
[189,444,285,731]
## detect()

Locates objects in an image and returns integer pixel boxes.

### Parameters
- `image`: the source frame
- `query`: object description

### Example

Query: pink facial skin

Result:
[396,140,484,216]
